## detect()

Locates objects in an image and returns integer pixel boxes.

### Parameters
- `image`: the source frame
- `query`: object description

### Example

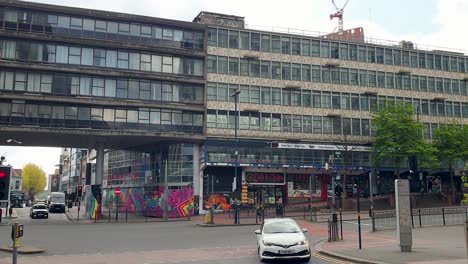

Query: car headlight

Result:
[262,240,274,247]
[297,239,308,245]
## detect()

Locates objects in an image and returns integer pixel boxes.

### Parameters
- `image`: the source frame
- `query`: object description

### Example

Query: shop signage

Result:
[245,172,285,185]
[241,185,248,203]
[277,143,371,152]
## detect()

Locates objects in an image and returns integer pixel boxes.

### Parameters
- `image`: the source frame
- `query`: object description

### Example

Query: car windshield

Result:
[34,205,47,210]
[263,221,300,234]
[51,197,64,203]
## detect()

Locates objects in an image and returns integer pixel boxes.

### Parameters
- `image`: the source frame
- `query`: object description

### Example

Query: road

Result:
[0,208,355,264]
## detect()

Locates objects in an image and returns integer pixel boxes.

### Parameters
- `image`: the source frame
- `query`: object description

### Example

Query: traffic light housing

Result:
[77,185,83,198]
[0,166,11,202]
[334,185,343,197]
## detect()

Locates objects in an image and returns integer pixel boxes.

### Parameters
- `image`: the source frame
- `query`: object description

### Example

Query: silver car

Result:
[255,218,311,262]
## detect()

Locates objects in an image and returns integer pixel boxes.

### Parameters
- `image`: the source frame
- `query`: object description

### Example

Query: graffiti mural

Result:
[103,186,194,218]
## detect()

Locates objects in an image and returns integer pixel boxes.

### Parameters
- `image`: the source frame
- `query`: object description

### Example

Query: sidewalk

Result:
[64,205,193,224]
[313,223,467,264]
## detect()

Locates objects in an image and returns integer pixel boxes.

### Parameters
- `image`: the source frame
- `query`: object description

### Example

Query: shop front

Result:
[244,171,285,206]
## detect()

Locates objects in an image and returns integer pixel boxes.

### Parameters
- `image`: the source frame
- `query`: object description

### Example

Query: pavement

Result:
[315,223,467,264]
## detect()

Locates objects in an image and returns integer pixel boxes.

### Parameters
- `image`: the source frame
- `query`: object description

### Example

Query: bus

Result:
[10,191,24,208]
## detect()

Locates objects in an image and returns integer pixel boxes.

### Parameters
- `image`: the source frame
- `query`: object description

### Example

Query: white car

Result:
[30,204,49,219]
[255,218,311,262]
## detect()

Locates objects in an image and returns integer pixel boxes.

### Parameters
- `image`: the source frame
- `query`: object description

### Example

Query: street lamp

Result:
[230,89,241,197]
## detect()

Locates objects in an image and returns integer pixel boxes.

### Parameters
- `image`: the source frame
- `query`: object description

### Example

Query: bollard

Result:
[442,208,446,226]
[411,208,414,228]
[108,210,111,222]
[116,208,118,222]
[418,209,422,227]
[126,207,128,222]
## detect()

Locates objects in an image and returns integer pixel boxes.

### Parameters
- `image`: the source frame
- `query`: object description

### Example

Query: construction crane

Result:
[329,0,350,33]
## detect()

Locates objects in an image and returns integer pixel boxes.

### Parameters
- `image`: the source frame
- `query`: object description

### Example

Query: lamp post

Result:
[230,89,241,197]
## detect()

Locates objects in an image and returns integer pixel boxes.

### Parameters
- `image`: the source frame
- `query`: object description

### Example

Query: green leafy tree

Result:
[433,125,468,204]
[371,103,427,179]
[22,163,47,198]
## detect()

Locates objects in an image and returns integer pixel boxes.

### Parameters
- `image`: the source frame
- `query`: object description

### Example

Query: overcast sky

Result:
[0,0,466,175]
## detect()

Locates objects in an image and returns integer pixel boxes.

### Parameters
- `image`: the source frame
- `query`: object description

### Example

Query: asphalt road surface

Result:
[0,208,354,264]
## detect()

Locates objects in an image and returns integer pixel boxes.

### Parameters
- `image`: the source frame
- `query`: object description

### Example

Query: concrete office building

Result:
[0,0,206,217]
[195,12,468,208]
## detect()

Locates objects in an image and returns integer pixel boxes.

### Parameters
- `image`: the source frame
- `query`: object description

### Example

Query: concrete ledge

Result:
[314,239,388,264]
[196,223,260,227]
[0,244,45,254]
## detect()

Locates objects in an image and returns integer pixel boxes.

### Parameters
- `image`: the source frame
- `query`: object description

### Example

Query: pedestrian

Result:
[428,179,433,193]
[0,208,2,223]
[8,207,12,218]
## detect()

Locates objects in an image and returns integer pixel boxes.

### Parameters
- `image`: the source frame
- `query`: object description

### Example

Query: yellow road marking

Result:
[312,252,354,264]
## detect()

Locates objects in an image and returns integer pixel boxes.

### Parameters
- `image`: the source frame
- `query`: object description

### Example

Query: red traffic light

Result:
[78,186,83,191]
[0,172,6,178]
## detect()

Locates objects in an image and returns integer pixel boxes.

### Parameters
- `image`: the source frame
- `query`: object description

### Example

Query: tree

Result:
[22,163,47,198]
[433,125,468,204]
[371,103,427,179]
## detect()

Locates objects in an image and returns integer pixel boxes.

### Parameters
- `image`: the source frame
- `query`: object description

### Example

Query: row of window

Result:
[207,27,468,73]
[0,39,204,76]
[0,100,204,133]
[207,83,468,118]
[207,109,372,136]
[0,70,204,104]
[205,144,370,167]
[0,8,204,50]
[207,56,468,96]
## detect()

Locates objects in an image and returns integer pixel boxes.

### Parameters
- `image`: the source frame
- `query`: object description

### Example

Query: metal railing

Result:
[372,206,467,231]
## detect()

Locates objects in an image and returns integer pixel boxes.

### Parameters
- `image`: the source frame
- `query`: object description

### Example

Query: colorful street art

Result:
[88,194,99,220]
[103,186,194,218]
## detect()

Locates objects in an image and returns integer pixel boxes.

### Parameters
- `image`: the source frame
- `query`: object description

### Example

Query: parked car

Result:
[30,204,49,219]
[254,218,310,262]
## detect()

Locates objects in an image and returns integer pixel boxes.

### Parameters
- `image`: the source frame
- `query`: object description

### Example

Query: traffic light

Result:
[334,185,343,197]
[77,185,83,198]
[0,166,11,202]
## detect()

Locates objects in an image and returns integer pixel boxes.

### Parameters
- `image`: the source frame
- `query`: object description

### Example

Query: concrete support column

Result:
[95,142,104,185]
[395,179,412,252]
[193,144,200,196]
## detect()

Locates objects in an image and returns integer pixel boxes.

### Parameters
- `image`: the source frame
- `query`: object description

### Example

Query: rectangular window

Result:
[271,36,281,53]
[281,37,290,54]
[228,30,239,49]
[207,55,217,73]
[272,88,281,105]
[312,65,321,82]
[207,28,217,46]
[302,64,311,82]
[229,57,239,75]
[272,62,281,79]
[261,87,271,104]
[261,34,270,52]
[340,44,348,60]
[251,33,260,51]
[129,53,140,70]
[260,61,270,78]
[301,39,310,56]
[240,32,249,50]
[240,59,249,76]
[292,64,301,81]
[217,29,228,48]
[292,38,301,55]
[320,41,329,58]
[358,45,366,62]
[218,56,228,74]
[249,60,260,77]
[217,83,228,101]
[311,40,320,57]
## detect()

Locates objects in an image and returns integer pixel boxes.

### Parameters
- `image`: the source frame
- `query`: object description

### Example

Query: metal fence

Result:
[372,207,468,231]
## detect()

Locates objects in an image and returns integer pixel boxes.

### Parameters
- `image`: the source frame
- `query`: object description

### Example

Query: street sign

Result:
[114,187,122,196]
